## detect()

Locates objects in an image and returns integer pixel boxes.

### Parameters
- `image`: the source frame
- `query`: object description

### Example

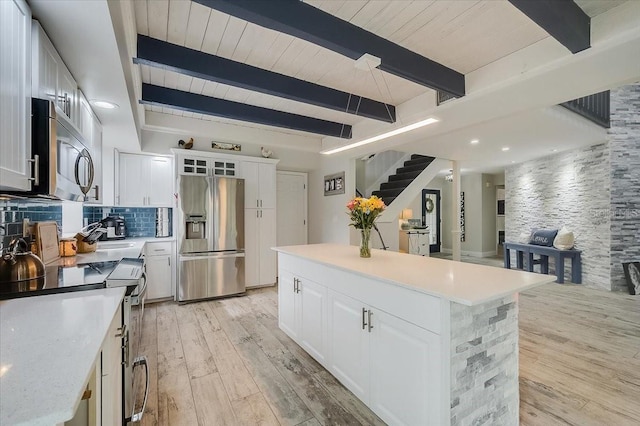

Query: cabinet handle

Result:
[257,200,259,208]
[168,256,170,266]
[367,310,374,333]
[115,324,127,338]
[28,155,40,185]
[362,308,368,330]
[260,199,263,208]
[293,278,297,293]
[93,185,99,201]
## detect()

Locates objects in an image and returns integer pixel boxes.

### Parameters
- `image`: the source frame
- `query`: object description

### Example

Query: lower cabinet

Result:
[65,303,122,426]
[278,270,327,363]
[144,242,174,301]
[245,208,276,287]
[280,266,442,426]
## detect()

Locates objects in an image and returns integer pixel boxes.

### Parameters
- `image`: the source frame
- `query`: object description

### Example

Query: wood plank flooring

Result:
[135,283,640,426]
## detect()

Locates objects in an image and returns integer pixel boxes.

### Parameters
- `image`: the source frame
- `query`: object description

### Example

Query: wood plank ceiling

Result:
[133,0,625,137]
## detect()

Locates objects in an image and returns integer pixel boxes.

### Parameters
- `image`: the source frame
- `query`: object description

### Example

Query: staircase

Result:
[372,154,435,205]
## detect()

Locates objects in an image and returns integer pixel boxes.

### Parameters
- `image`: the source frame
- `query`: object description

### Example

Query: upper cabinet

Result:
[0,0,32,191]
[243,161,276,209]
[117,152,173,207]
[31,20,77,125]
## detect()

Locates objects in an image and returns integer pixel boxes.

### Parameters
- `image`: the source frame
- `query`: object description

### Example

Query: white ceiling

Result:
[25,0,640,175]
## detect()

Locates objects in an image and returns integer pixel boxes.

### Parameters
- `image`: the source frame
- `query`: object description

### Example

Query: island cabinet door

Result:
[327,290,370,403]
[369,309,441,426]
[298,278,327,364]
[278,270,299,340]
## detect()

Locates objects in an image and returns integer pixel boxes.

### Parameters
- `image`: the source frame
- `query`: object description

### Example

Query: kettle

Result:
[0,238,46,294]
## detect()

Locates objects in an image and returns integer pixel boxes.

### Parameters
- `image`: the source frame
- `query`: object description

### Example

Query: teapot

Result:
[0,238,46,293]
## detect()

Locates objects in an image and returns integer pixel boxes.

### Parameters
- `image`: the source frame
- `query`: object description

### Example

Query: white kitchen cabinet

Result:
[277,270,299,340]
[57,60,77,124]
[78,91,93,144]
[100,303,123,426]
[117,152,173,207]
[327,290,370,402]
[0,0,32,191]
[148,157,174,206]
[145,241,174,301]
[243,161,276,209]
[245,207,276,287]
[277,270,327,364]
[31,20,57,103]
[278,254,443,426]
[369,309,440,426]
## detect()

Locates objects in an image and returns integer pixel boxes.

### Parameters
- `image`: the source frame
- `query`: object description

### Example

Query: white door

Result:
[299,278,327,363]
[369,309,441,426]
[0,0,31,191]
[277,270,299,340]
[243,162,260,208]
[258,208,277,285]
[145,255,172,300]
[327,290,370,402]
[244,208,260,287]
[276,172,308,246]
[117,154,145,206]
[259,163,277,209]
[148,156,173,206]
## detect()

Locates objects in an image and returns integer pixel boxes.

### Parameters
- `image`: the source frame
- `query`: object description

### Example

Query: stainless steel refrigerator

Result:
[177,176,245,302]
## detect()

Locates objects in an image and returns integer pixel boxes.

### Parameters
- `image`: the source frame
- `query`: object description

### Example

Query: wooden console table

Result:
[504,242,582,284]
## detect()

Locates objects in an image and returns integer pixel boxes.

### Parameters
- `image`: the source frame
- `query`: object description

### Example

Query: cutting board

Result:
[36,222,60,265]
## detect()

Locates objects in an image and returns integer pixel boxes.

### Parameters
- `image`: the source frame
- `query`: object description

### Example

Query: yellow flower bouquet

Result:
[346,195,386,257]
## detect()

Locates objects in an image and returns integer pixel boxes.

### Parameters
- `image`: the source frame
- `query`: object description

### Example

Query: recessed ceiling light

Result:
[551,149,558,152]
[502,147,510,152]
[90,100,118,109]
[470,139,479,145]
[511,161,515,164]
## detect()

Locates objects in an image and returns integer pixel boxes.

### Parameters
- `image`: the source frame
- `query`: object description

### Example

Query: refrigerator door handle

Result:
[180,252,245,261]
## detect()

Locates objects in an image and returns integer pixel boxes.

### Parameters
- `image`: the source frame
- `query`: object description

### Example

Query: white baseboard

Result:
[440,249,497,258]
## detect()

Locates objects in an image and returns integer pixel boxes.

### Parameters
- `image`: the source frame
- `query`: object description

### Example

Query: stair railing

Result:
[356,189,388,250]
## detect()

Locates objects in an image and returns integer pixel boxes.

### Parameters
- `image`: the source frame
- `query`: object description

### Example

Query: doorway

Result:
[421,189,441,253]
[276,171,308,246]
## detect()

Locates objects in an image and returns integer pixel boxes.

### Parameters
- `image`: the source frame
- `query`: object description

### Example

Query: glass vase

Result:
[360,228,372,258]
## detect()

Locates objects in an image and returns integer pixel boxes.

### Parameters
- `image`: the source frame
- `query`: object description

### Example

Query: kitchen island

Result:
[274,244,553,426]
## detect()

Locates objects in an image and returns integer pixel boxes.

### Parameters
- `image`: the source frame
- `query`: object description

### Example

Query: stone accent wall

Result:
[450,296,519,426]
[505,144,611,290]
[609,84,640,292]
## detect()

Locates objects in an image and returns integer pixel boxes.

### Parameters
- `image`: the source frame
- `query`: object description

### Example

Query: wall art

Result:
[324,172,345,196]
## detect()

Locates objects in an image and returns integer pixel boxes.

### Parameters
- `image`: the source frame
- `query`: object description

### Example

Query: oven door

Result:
[125,286,150,424]
[55,117,94,201]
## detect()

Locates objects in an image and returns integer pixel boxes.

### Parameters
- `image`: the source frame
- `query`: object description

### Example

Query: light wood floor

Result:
[134,283,640,426]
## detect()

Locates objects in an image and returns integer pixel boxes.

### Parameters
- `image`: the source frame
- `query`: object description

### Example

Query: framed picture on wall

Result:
[622,262,640,295]
[324,172,345,196]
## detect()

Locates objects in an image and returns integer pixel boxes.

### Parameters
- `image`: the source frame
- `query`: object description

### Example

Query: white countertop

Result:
[274,244,553,306]
[0,287,126,426]
[50,236,174,267]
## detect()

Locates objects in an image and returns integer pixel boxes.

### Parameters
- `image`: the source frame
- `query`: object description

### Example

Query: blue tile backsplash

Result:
[0,201,63,250]
[0,201,63,225]
[84,206,172,238]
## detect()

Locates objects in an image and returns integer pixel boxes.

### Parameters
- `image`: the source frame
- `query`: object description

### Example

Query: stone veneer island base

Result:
[273,244,552,426]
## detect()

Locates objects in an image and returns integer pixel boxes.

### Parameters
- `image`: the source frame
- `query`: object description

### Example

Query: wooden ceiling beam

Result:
[134,35,395,123]
[193,0,465,97]
[140,84,353,139]
[508,0,590,53]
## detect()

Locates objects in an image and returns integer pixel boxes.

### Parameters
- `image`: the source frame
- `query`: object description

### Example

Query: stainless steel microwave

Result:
[26,98,95,201]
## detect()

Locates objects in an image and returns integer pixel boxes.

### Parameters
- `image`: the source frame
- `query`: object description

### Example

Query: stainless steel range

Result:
[106,258,148,424]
